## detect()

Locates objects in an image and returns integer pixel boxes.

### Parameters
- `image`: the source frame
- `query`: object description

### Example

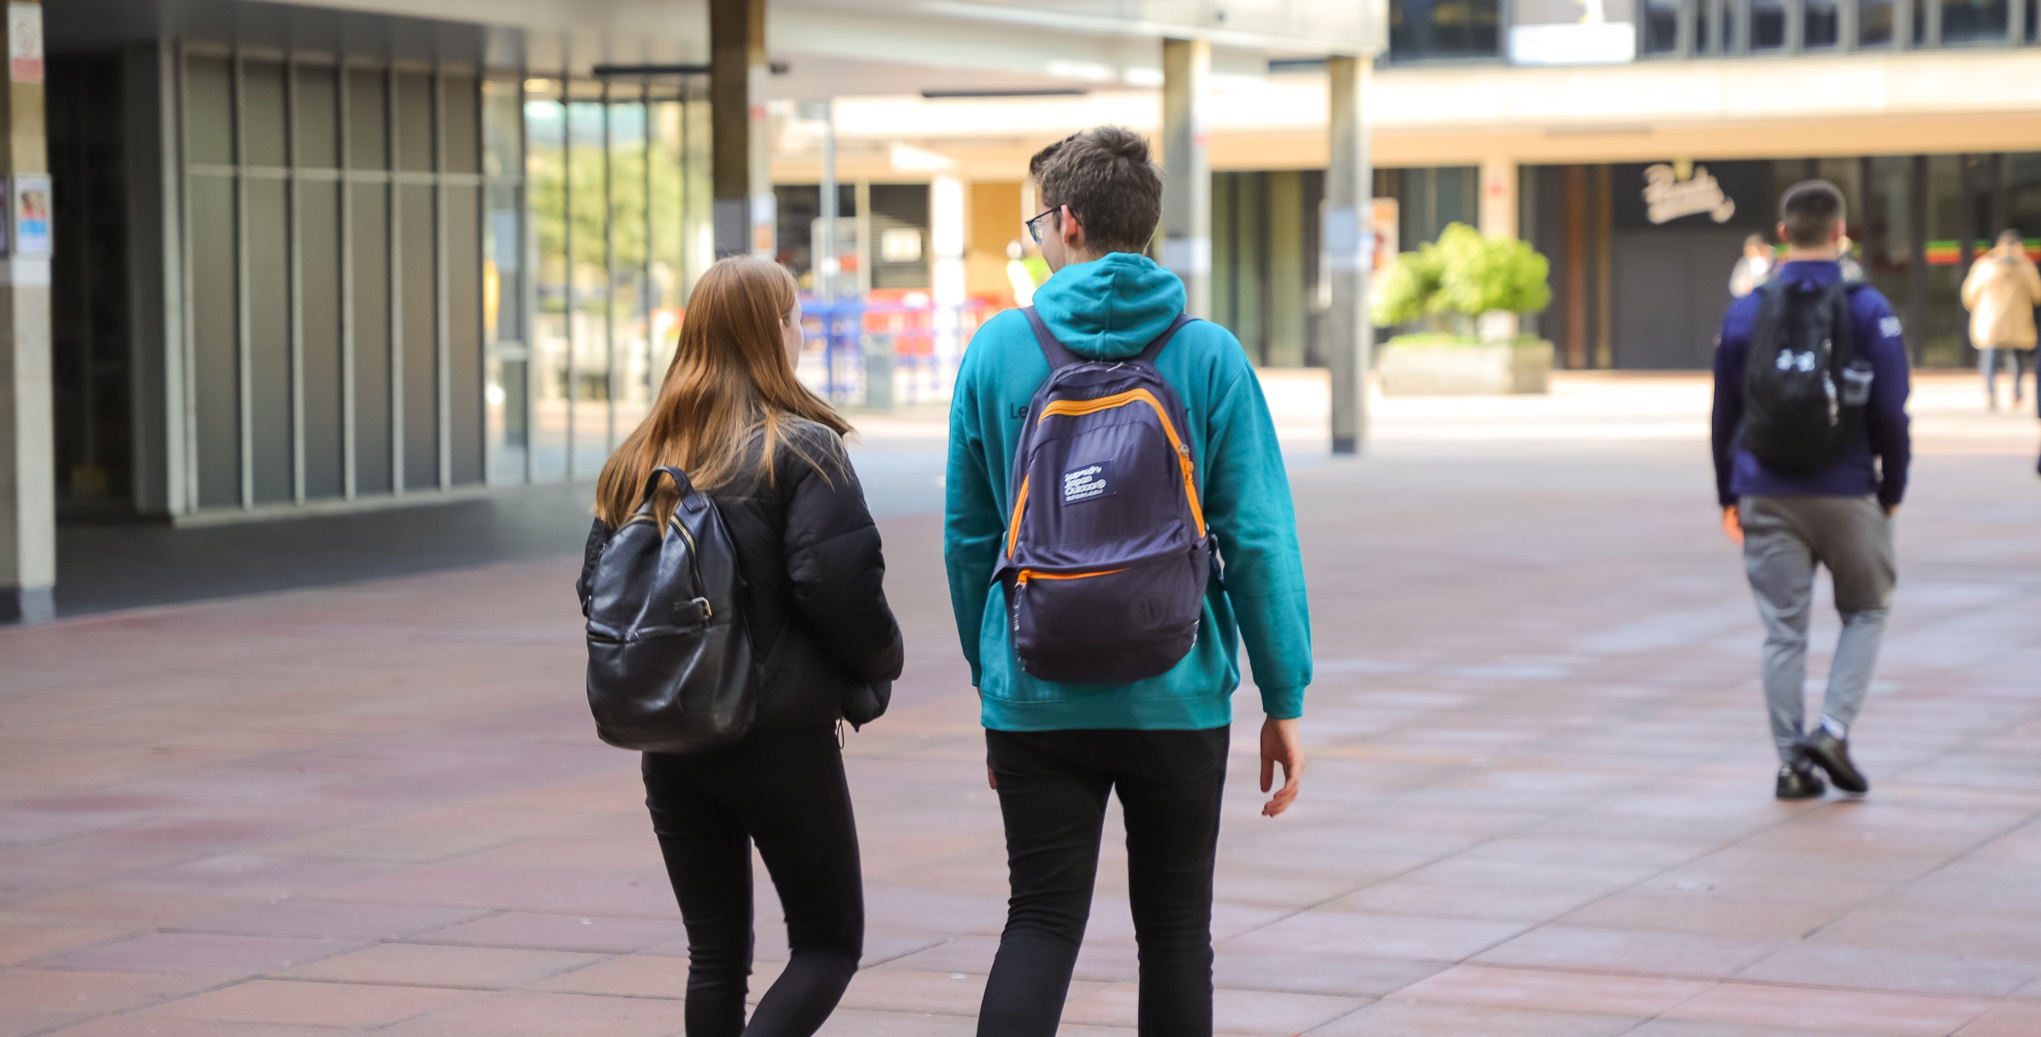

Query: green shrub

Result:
[1371,244,1441,327]
[1372,223,1552,332]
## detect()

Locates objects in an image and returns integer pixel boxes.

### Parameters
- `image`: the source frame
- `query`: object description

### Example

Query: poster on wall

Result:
[7,2,40,84]
[12,174,51,255]
[1371,198,1400,274]
[1508,0,1638,65]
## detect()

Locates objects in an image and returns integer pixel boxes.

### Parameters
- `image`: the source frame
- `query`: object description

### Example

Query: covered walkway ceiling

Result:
[49,0,1379,78]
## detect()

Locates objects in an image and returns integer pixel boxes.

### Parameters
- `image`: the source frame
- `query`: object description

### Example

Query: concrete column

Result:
[1160,38,1210,319]
[1,0,53,622]
[125,41,185,518]
[853,179,872,297]
[816,99,837,300]
[930,174,967,394]
[1324,55,1372,456]
[711,0,773,258]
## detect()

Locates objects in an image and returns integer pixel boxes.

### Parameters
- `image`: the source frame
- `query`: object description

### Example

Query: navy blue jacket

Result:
[1711,260,1912,510]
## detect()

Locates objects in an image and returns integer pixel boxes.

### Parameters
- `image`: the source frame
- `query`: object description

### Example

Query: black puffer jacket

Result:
[577,419,904,731]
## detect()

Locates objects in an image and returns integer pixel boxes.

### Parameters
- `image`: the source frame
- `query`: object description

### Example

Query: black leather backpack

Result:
[582,467,758,753]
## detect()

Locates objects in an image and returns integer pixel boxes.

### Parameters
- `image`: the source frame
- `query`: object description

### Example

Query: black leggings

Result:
[978,726,1230,1037]
[643,727,863,1037]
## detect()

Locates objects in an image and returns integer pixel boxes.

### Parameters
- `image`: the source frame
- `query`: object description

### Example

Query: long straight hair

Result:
[595,256,849,527]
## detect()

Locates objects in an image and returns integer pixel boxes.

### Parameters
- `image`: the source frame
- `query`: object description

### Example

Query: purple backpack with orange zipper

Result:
[992,307,1212,685]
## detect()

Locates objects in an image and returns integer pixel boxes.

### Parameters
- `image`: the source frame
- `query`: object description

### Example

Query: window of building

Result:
[520,74,710,489]
[174,50,489,510]
[566,85,610,479]
[482,77,527,486]
[2011,155,2041,240]
[1750,0,1788,48]
[1941,0,2011,42]
[1373,166,1481,264]
[1643,0,1683,52]
[1612,0,2027,69]
[49,54,135,509]
[1921,153,1970,365]
[1859,0,1898,44]
[608,88,654,450]
[1701,0,1742,54]
[1211,171,1319,368]
[527,91,570,485]
[1388,0,1502,61]
[1805,0,1842,46]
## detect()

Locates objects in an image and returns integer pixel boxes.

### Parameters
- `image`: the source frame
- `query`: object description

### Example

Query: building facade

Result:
[48,2,721,523]
[770,0,2040,373]
[39,0,1374,535]
[1377,0,2041,369]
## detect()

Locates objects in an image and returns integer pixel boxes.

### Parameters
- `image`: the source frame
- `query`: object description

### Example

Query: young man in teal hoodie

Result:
[944,126,1312,1037]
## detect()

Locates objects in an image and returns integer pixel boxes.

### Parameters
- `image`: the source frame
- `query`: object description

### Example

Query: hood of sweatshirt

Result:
[1030,252,1187,360]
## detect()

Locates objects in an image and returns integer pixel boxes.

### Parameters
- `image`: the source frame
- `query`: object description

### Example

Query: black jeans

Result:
[977,726,1230,1037]
[643,727,863,1037]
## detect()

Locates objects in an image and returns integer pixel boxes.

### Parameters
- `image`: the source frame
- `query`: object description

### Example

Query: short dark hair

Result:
[1028,126,1162,255]
[1999,228,2024,249]
[1779,179,1846,248]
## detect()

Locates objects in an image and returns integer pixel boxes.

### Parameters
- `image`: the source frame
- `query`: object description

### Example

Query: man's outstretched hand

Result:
[1260,717,1305,817]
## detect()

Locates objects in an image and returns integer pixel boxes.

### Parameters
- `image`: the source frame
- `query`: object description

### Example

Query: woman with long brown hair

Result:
[578,255,903,1036]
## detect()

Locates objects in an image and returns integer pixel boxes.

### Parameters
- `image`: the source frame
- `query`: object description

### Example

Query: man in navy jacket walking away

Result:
[1712,179,1912,800]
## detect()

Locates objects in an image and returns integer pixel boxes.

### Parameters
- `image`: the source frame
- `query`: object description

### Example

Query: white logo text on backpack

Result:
[1777,351,1818,372]
[1062,463,1112,504]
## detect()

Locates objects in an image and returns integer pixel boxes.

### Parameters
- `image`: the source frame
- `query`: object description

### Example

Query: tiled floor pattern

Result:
[3,374,2039,1035]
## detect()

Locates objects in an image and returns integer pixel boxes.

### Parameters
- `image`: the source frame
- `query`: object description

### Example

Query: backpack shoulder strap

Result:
[1827,280,1864,362]
[1020,306,1083,370]
[1134,313,1197,366]
[1748,278,1789,359]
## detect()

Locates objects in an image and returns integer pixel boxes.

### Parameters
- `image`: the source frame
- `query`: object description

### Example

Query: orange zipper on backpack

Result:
[1005,476,1029,558]
[1030,389,1207,538]
[1016,567,1126,586]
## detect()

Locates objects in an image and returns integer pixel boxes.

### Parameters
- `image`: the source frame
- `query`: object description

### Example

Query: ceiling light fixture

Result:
[919,88,1090,100]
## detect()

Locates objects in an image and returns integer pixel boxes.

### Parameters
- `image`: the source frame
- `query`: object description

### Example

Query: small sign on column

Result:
[8,2,41,85]
[12,175,52,255]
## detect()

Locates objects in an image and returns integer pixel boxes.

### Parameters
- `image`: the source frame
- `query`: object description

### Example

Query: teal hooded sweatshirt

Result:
[943,252,1312,731]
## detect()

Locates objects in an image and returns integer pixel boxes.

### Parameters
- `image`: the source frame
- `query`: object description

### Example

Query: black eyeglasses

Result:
[1024,207,1057,246]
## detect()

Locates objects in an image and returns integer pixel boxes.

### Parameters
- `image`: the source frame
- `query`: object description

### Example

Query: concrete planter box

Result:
[1378,339,1552,396]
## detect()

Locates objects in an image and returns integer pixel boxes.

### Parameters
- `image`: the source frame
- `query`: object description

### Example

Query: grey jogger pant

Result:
[1740,495,1897,764]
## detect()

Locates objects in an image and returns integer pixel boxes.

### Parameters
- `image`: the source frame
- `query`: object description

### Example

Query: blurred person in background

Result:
[580,256,904,1037]
[1004,240,1039,307]
[1712,180,1911,802]
[1962,229,2041,413]
[1838,235,1866,284]
[1729,233,1776,298]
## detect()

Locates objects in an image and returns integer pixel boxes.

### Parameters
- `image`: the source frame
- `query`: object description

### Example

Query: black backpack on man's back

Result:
[1741,277,1875,476]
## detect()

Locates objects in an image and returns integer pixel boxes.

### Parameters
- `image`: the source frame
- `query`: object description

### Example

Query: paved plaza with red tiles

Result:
[4,372,2041,1036]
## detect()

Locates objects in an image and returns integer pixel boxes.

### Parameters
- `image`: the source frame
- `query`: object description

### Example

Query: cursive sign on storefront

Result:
[1642,163,1737,224]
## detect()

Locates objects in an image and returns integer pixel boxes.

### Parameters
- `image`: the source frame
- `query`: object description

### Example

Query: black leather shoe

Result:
[1776,762,1826,800]
[1798,730,1869,794]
